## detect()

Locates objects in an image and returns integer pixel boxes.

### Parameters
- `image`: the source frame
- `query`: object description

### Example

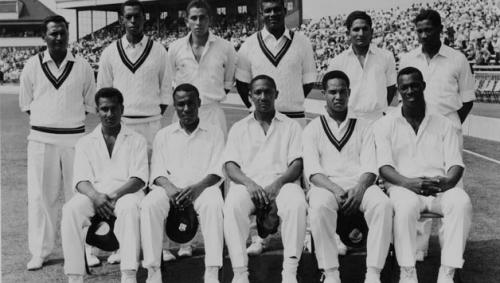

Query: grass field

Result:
[2,88,500,282]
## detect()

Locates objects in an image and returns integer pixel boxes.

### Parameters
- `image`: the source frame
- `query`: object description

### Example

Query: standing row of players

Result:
[18,0,474,282]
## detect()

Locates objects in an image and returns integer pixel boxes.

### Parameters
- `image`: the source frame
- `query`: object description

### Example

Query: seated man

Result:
[223,75,307,283]
[373,67,472,283]
[61,87,148,283]
[303,70,392,283]
[140,83,225,283]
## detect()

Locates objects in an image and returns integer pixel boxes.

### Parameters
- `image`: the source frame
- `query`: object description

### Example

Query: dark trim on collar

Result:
[116,38,154,73]
[38,53,74,90]
[320,115,357,151]
[257,30,294,67]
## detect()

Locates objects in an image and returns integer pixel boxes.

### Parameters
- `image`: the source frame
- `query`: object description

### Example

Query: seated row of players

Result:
[61,69,472,283]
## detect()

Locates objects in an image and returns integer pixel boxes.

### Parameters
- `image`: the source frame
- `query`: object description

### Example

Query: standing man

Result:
[167,0,237,137]
[328,11,397,121]
[373,67,472,283]
[235,0,317,128]
[97,0,170,149]
[223,75,307,283]
[304,71,392,283]
[141,84,225,283]
[19,15,96,270]
[399,9,475,259]
[61,88,148,283]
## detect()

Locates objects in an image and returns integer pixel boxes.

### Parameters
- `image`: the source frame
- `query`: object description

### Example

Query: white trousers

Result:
[122,119,162,152]
[27,140,75,259]
[61,192,143,275]
[173,102,227,138]
[223,183,307,269]
[389,186,472,268]
[141,186,224,268]
[308,185,393,269]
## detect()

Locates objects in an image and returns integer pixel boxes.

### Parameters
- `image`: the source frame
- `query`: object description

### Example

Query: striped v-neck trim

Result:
[38,53,74,90]
[117,38,154,73]
[320,116,357,151]
[257,31,294,67]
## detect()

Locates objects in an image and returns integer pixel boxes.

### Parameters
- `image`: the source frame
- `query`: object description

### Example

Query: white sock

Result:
[233,266,248,275]
[283,256,299,274]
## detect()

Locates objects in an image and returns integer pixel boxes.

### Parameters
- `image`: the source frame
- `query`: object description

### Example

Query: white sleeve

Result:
[19,58,34,112]
[96,47,114,89]
[235,42,252,83]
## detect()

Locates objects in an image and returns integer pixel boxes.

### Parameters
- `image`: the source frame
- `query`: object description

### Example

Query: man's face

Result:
[398,73,426,108]
[174,90,200,126]
[416,19,442,47]
[261,1,286,31]
[324,78,350,113]
[97,97,123,128]
[187,7,210,37]
[348,19,372,48]
[43,22,69,53]
[122,5,145,37]
[250,79,278,114]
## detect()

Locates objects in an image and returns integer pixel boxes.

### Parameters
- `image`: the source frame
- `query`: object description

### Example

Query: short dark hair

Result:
[322,70,350,89]
[413,9,442,27]
[250,74,277,90]
[261,0,286,8]
[173,83,200,100]
[42,15,69,34]
[121,0,145,16]
[345,11,372,31]
[95,87,124,106]
[397,67,424,82]
[186,0,212,17]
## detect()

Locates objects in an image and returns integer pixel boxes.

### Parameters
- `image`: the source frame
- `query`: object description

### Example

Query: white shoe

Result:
[178,244,193,257]
[321,269,341,283]
[146,267,162,283]
[281,271,298,283]
[68,274,84,283]
[121,270,137,283]
[162,249,176,262]
[232,271,249,283]
[204,266,220,283]
[85,246,101,267]
[246,238,264,256]
[415,249,428,262]
[437,266,455,283]
[27,256,45,270]
[107,251,121,264]
[335,234,347,256]
[399,266,418,283]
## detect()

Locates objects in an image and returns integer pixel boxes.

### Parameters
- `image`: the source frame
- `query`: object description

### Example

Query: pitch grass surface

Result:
[2,91,500,282]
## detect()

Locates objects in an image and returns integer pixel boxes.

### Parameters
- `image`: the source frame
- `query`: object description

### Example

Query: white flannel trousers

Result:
[389,186,472,268]
[308,185,393,269]
[140,186,224,269]
[27,141,75,259]
[223,183,307,269]
[61,192,143,275]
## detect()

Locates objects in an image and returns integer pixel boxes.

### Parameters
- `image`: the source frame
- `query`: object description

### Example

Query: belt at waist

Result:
[31,125,85,134]
[123,115,154,119]
[280,111,305,118]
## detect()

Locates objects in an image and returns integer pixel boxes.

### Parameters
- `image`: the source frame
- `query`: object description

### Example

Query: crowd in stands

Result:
[2,0,500,83]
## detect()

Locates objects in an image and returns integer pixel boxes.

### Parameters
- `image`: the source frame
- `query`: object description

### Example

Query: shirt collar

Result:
[416,43,450,58]
[121,35,148,49]
[184,31,216,47]
[247,111,286,123]
[42,49,75,64]
[172,120,208,135]
[261,27,291,41]
[89,123,133,139]
[346,44,376,55]
[324,113,351,130]
[394,104,431,128]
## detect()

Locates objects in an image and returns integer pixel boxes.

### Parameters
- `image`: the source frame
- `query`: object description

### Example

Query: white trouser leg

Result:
[223,184,255,268]
[62,194,94,275]
[388,185,421,267]
[140,187,170,269]
[194,186,224,267]
[276,183,307,268]
[123,120,161,151]
[308,186,341,269]
[28,141,74,259]
[428,188,472,268]
[361,185,393,269]
[115,192,143,271]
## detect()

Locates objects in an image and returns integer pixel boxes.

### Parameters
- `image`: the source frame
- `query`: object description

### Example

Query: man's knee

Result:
[197,187,224,213]
[140,188,168,212]
[115,194,141,215]
[443,188,472,214]
[223,185,248,214]
[390,186,420,217]
[308,187,337,213]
